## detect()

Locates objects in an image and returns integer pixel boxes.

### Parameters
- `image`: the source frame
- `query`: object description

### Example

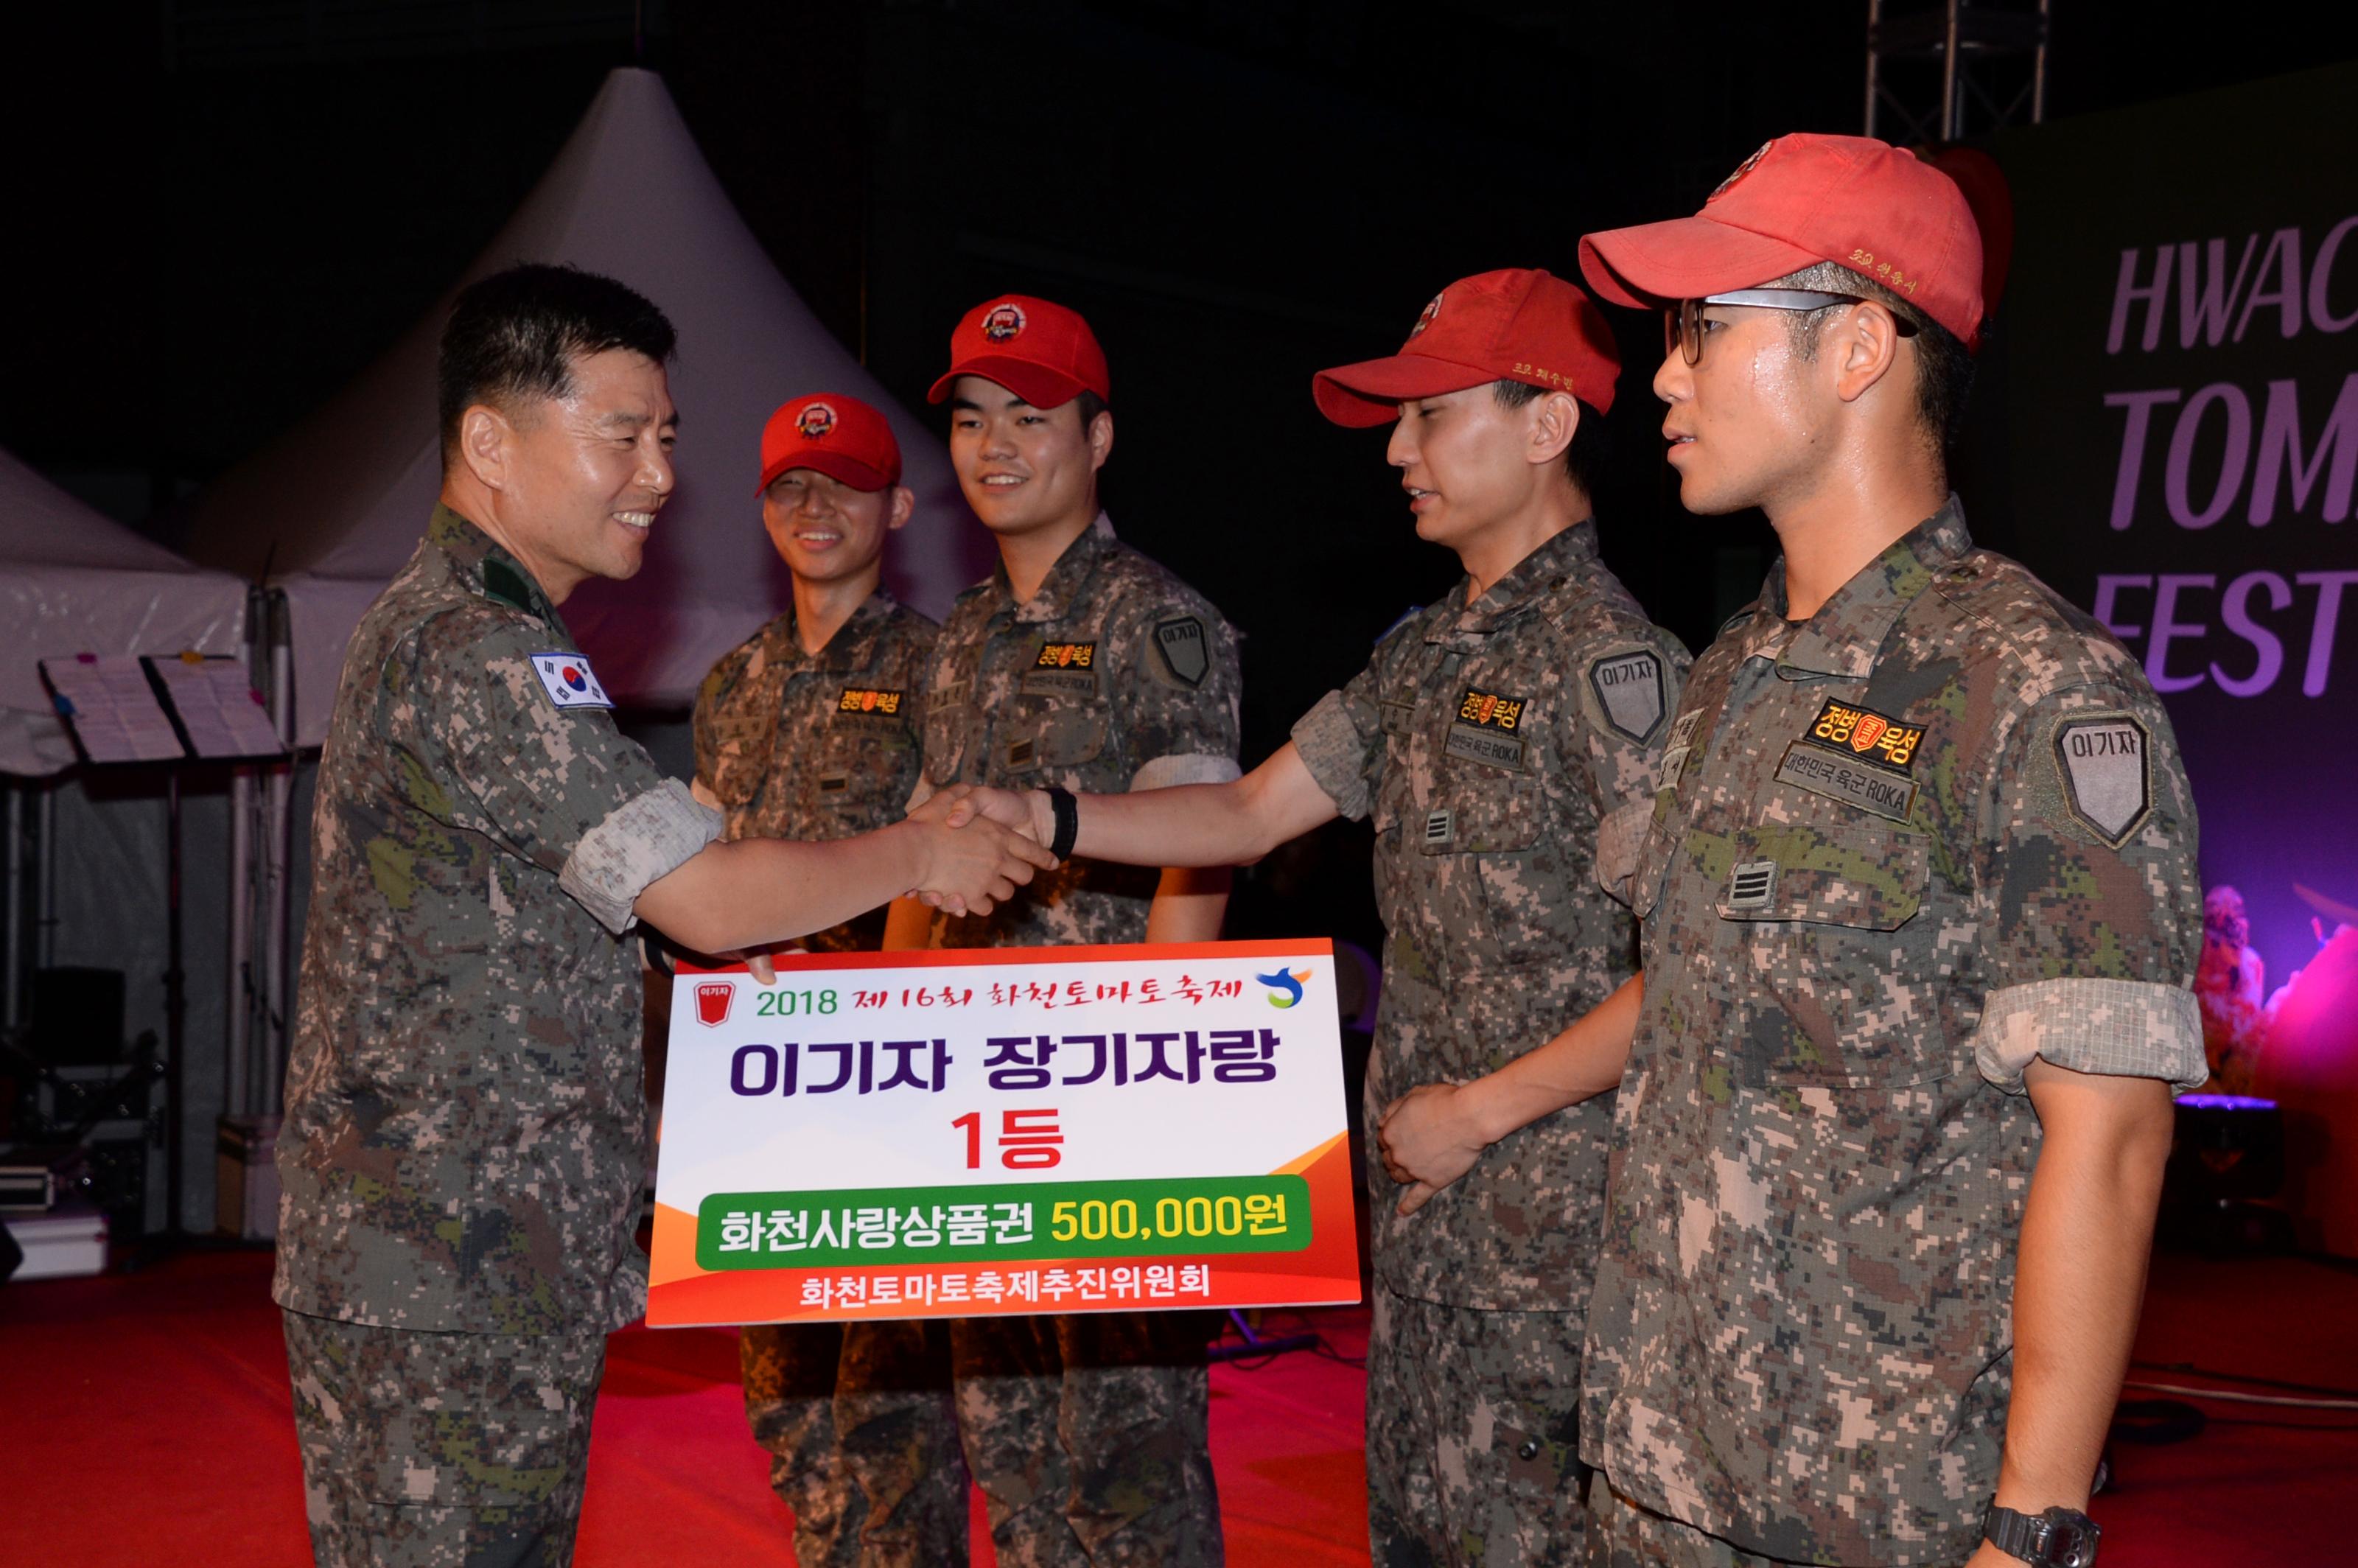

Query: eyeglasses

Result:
[1664,289,1918,365]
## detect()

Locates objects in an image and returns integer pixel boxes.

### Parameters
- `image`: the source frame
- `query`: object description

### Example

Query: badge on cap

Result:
[1710,141,1773,202]
[797,402,836,440]
[529,652,614,711]
[1587,651,1666,743]
[982,302,1027,342]
[1410,293,1443,337]
[2053,713,2151,847]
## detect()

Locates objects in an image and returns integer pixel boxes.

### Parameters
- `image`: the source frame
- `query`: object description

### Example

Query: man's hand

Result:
[1376,1082,1491,1216]
[934,784,1052,843]
[901,791,1057,916]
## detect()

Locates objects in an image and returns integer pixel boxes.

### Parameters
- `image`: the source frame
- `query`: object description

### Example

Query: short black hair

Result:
[1069,389,1108,429]
[1489,380,1611,500]
[1771,260,1974,468]
[437,264,676,468]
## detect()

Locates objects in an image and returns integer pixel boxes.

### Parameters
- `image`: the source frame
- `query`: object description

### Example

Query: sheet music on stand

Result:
[37,652,282,763]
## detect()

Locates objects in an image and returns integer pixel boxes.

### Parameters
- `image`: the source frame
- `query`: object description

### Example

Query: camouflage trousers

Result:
[1368,1288,1592,1567]
[1581,1485,1848,1568]
[281,1309,606,1568]
[741,1318,969,1567]
[950,1311,1225,1567]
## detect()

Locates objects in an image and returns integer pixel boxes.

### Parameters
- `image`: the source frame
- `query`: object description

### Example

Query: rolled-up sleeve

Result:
[560,779,724,934]
[1290,655,1387,822]
[1969,679,2205,1093]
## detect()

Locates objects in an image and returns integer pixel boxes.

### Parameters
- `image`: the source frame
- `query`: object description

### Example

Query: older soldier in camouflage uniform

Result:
[1570,136,2204,1567]
[690,391,968,1567]
[274,266,1052,1568]
[968,270,1691,1566]
[875,295,1241,1568]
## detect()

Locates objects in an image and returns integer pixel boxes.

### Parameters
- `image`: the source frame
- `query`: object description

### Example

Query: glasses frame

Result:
[1665,288,1920,365]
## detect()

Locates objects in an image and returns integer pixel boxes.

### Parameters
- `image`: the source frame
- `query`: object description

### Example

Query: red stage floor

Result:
[1,1247,2349,1565]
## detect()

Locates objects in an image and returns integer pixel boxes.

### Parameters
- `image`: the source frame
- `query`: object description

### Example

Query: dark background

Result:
[10,0,2358,951]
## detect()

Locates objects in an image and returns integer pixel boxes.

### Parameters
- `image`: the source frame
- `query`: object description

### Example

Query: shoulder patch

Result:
[528,652,614,711]
[1152,617,1209,688]
[2052,711,2151,846]
[1586,649,1666,743]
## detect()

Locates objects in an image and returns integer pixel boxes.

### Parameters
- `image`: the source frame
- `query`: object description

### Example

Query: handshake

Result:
[900,784,1060,917]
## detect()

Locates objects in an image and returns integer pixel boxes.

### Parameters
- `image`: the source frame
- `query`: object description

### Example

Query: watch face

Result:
[2043,1513,2098,1567]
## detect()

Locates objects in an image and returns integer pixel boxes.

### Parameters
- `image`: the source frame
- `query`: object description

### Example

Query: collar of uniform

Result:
[428,503,564,629]
[1431,521,1601,643]
[1763,494,1972,679]
[1002,514,1119,626]
[772,589,901,674]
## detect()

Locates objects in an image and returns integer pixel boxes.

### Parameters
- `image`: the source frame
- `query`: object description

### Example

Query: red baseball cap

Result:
[926,295,1111,410]
[1312,269,1622,426]
[755,392,903,496]
[1578,133,1985,349]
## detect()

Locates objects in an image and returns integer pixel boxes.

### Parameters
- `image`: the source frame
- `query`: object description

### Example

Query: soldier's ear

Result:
[1528,390,1579,469]
[885,486,917,532]
[459,403,514,491]
[1086,408,1114,472]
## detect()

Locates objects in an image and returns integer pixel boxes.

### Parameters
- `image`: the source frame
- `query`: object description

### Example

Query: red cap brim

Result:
[756,451,894,497]
[1578,216,1824,309]
[926,357,1094,410]
[1310,354,1502,428]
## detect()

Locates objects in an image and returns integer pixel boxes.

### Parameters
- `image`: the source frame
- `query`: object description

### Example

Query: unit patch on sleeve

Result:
[1023,641,1099,696]
[528,653,614,711]
[2052,712,2151,846]
[1152,617,1209,688]
[1446,687,1529,770]
[1805,699,1924,771]
[1587,651,1666,743]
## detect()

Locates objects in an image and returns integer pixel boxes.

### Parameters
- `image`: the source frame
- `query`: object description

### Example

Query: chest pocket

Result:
[1418,776,1555,969]
[701,709,774,809]
[923,682,974,785]
[815,720,920,819]
[998,700,1111,785]
[1712,819,1953,1087]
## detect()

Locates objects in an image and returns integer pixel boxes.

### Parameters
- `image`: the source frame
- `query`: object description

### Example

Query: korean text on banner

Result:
[646,938,1360,1326]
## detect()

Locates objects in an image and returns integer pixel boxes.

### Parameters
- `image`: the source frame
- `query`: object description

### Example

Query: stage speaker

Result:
[2160,1093,2295,1252]
[28,967,127,1065]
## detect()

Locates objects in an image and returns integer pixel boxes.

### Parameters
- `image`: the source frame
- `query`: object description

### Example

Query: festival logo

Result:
[796,402,837,440]
[695,981,735,1028]
[1710,140,1772,202]
[1256,968,1313,1009]
[1410,293,1444,337]
[982,302,1027,341]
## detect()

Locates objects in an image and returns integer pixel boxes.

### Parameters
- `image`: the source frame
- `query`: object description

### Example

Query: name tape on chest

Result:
[529,653,614,711]
[1446,686,1530,772]
[1025,641,1101,698]
[1775,741,1919,822]
[1456,687,1526,731]
[1152,617,1209,689]
[1587,651,1665,743]
[837,687,906,717]
[1805,699,1923,772]
[2052,712,2152,846]
[1035,641,1097,670]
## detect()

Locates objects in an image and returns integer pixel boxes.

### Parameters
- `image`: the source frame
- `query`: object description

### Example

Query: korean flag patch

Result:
[530,653,615,711]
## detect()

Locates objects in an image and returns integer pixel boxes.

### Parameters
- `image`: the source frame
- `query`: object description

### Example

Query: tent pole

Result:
[37,780,55,970]
[3,784,21,1029]
[164,769,186,1237]
[227,765,253,1116]
[263,589,295,1112]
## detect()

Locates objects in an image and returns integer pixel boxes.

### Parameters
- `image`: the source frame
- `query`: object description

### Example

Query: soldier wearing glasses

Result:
[1567,136,2204,1568]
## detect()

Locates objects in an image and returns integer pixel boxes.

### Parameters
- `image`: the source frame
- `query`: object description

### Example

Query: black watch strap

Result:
[1984,1505,2100,1567]
[1043,787,1080,861]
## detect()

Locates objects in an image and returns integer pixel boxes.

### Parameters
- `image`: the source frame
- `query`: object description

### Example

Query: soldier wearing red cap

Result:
[690,392,969,1567]
[950,269,1691,1564]
[875,295,1242,1566]
[1570,136,2203,1567]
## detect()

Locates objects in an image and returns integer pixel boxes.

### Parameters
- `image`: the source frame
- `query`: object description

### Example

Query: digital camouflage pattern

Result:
[1290,522,1690,1314]
[1582,1485,1808,1568]
[276,504,719,1337]
[911,517,1243,950]
[281,1309,606,1568]
[695,591,963,1567]
[1581,500,2206,1566]
[693,589,935,953]
[909,517,1237,1567]
[1367,1290,1592,1568]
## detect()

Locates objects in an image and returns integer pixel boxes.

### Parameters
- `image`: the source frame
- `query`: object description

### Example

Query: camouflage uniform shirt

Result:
[1290,522,1689,1312]
[274,505,722,1337]
[912,517,1242,948]
[1581,500,2206,1564]
[694,590,935,951]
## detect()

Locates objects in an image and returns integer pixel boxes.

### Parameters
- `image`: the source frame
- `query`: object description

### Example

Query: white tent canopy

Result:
[186,67,987,746]
[0,447,248,777]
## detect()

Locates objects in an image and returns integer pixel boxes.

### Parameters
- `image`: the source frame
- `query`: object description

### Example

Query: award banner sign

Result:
[647,938,1360,1326]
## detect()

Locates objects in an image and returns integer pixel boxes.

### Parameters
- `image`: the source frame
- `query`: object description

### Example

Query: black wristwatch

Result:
[1984,1504,2100,1567]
